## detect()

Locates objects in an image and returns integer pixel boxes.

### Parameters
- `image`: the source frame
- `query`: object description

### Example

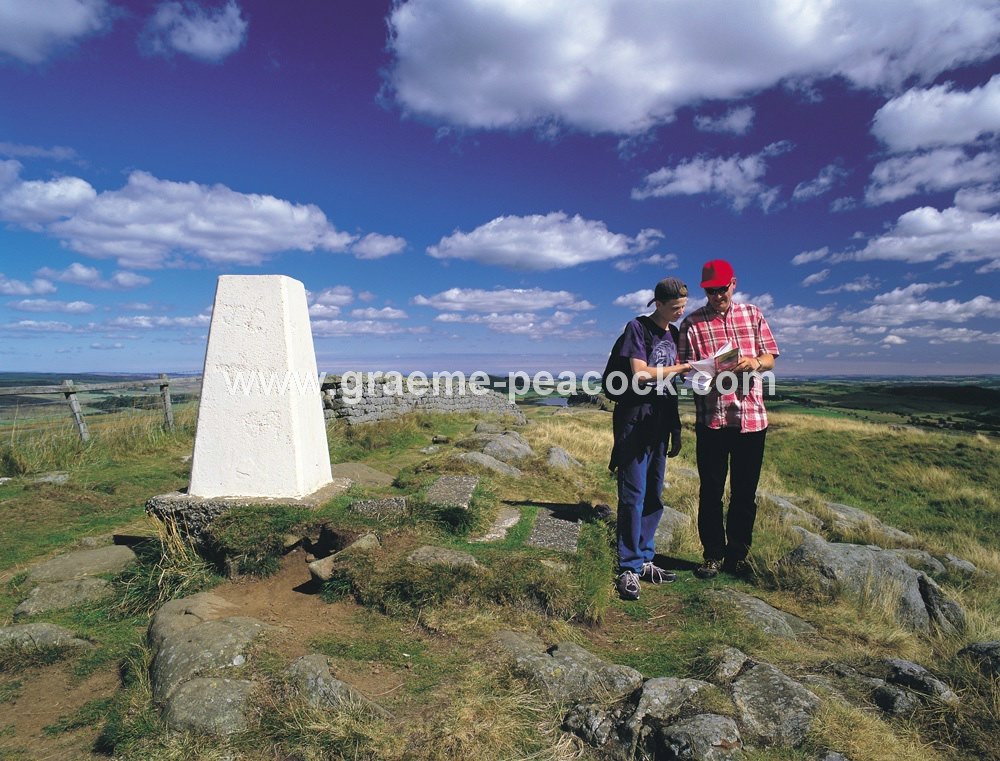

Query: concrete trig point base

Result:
[189,274,334,499]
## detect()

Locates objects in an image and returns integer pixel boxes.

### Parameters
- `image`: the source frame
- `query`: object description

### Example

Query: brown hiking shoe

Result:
[694,558,723,579]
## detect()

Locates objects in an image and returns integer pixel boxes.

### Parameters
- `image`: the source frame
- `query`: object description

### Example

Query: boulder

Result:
[822,501,915,546]
[941,553,978,577]
[654,507,692,551]
[707,589,815,638]
[482,433,534,463]
[547,446,581,470]
[891,549,946,576]
[457,451,523,477]
[27,545,137,583]
[0,623,91,651]
[619,677,714,754]
[14,578,112,618]
[287,654,391,717]
[731,663,820,747]
[882,658,959,705]
[163,678,255,735]
[148,592,238,651]
[958,641,1000,678]
[712,647,751,684]
[758,493,823,531]
[656,714,744,761]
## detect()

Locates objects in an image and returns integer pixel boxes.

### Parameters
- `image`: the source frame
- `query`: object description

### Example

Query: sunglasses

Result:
[704,284,730,296]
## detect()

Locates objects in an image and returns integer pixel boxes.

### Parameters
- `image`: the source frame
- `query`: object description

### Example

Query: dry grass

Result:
[808,698,934,761]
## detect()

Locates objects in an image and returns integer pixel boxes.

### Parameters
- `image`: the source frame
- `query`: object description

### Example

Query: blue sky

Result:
[1,0,999,376]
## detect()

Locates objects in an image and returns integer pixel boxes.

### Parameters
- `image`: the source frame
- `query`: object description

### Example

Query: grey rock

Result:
[474,422,504,433]
[527,506,581,553]
[483,434,534,463]
[287,654,391,717]
[27,544,137,583]
[883,658,959,705]
[823,501,915,545]
[163,678,255,735]
[546,446,581,470]
[151,617,270,702]
[563,702,622,749]
[406,545,479,569]
[671,465,699,480]
[457,451,523,477]
[423,475,480,509]
[34,471,69,484]
[494,631,643,704]
[471,505,521,542]
[818,753,852,761]
[780,529,965,634]
[148,592,239,651]
[759,492,824,531]
[657,714,744,761]
[0,623,91,651]
[620,677,714,754]
[419,445,440,454]
[14,578,112,618]
[958,641,1000,678]
[707,589,815,638]
[891,549,947,575]
[654,507,692,552]
[731,663,819,747]
[712,647,751,684]
[309,534,381,583]
[941,553,978,576]
[871,683,920,716]
[349,497,407,520]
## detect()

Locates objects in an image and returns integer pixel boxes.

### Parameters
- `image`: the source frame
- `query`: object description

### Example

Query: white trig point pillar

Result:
[189,275,333,499]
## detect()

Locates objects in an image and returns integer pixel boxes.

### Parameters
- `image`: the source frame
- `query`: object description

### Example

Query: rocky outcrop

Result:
[959,641,1000,678]
[730,662,820,747]
[0,622,91,651]
[14,544,137,618]
[287,654,391,717]
[14,577,112,618]
[706,589,815,638]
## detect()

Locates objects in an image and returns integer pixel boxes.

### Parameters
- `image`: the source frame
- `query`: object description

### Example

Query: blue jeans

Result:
[614,405,667,573]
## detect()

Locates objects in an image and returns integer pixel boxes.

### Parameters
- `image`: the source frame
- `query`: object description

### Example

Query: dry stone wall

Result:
[322,374,525,425]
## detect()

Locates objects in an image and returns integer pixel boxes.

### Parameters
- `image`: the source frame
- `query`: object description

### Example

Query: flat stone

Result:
[495,631,643,704]
[457,451,523,477]
[163,678,255,735]
[308,534,381,582]
[527,506,581,553]
[27,545,137,583]
[287,654,391,718]
[0,623,91,651]
[406,545,479,569]
[14,578,113,618]
[657,714,744,761]
[731,663,820,747]
[349,497,408,520]
[471,505,522,542]
[423,475,480,510]
[707,588,815,638]
[331,462,394,487]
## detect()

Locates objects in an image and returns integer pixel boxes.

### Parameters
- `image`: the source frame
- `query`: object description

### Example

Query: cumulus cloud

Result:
[793,164,849,201]
[6,298,94,313]
[817,275,880,294]
[413,287,592,313]
[427,212,657,270]
[35,262,151,290]
[766,303,836,328]
[0,319,75,332]
[613,290,654,313]
[849,203,1000,270]
[0,272,56,296]
[872,74,1000,153]
[865,148,1000,205]
[0,0,110,64]
[350,233,407,259]
[893,326,1000,344]
[310,319,427,337]
[694,106,755,135]
[612,253,679,273]
[842,283,999,326]
[387,0,1000,134]
[772,324,863,347]
[350,307,408,320]
[801,269,830,287]
[107,314,211,329]
[791,246,829,265]
[0,164,362,268]
[632,142,791,212]
[435,310,596,340]
[142,0,247,63]
[882,334,907,345]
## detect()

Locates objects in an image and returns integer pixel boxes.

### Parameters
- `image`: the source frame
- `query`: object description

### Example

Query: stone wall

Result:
[322,374,525,425]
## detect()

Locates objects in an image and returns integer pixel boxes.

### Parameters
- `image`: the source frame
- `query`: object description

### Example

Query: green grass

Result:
[43,696,115,735]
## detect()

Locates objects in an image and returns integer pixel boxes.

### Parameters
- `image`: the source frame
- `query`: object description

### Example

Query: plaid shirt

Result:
[679,302,779,432]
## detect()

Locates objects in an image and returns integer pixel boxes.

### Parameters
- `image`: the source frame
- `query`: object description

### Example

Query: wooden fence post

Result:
[159,373,174,432]
[62,380,90,443]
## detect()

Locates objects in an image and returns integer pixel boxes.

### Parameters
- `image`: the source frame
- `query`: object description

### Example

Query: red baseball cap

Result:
[700,259,735,288]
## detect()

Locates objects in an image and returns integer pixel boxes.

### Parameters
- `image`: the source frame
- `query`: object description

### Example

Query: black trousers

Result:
[695,424,767,561]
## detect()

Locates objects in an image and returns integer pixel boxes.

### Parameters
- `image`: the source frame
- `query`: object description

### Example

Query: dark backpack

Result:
[601,317,654,402]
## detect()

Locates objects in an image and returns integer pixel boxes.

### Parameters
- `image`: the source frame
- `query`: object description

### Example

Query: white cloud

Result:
[872,74,1000,153]
[35,262,151,290]
[310,319,427,337]
[793,164,849,201]
[6,298,94,313]
[427,212,656,270]
[842,283,1000,326]
[791,246,829,265]
[90,342,124,350]
[801,269,830,287]
[0,272,56,296]
[694,106,755,135]
[143,0,247,63]
[865,148,1000,205]
[766,303,836,328]
[350,307,408,320]
[732,292,775,311]
[849,203,1000,269]
[0,0,109,64]
[632,142,790,212]
[107,314,211,329]
[434,310,596,339]
[0,319,75,332]
[413,287,592,313]
[311,286,354,307]
[830,196,856,212]
[893,326,1000,344]
[612,253,679,273]
[882,334,907,345]
[387,0,1000,134]
[308,304,341,318]
[0,166,359,268]
[0,142,78,162]
[955,185,1000,211]
[612,290,654,313]
[774,324,863,346]
[817,275,880,294]
[350,233,407,259]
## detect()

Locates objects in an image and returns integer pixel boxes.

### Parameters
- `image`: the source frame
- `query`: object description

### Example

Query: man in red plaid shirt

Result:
[678,259,779,579]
